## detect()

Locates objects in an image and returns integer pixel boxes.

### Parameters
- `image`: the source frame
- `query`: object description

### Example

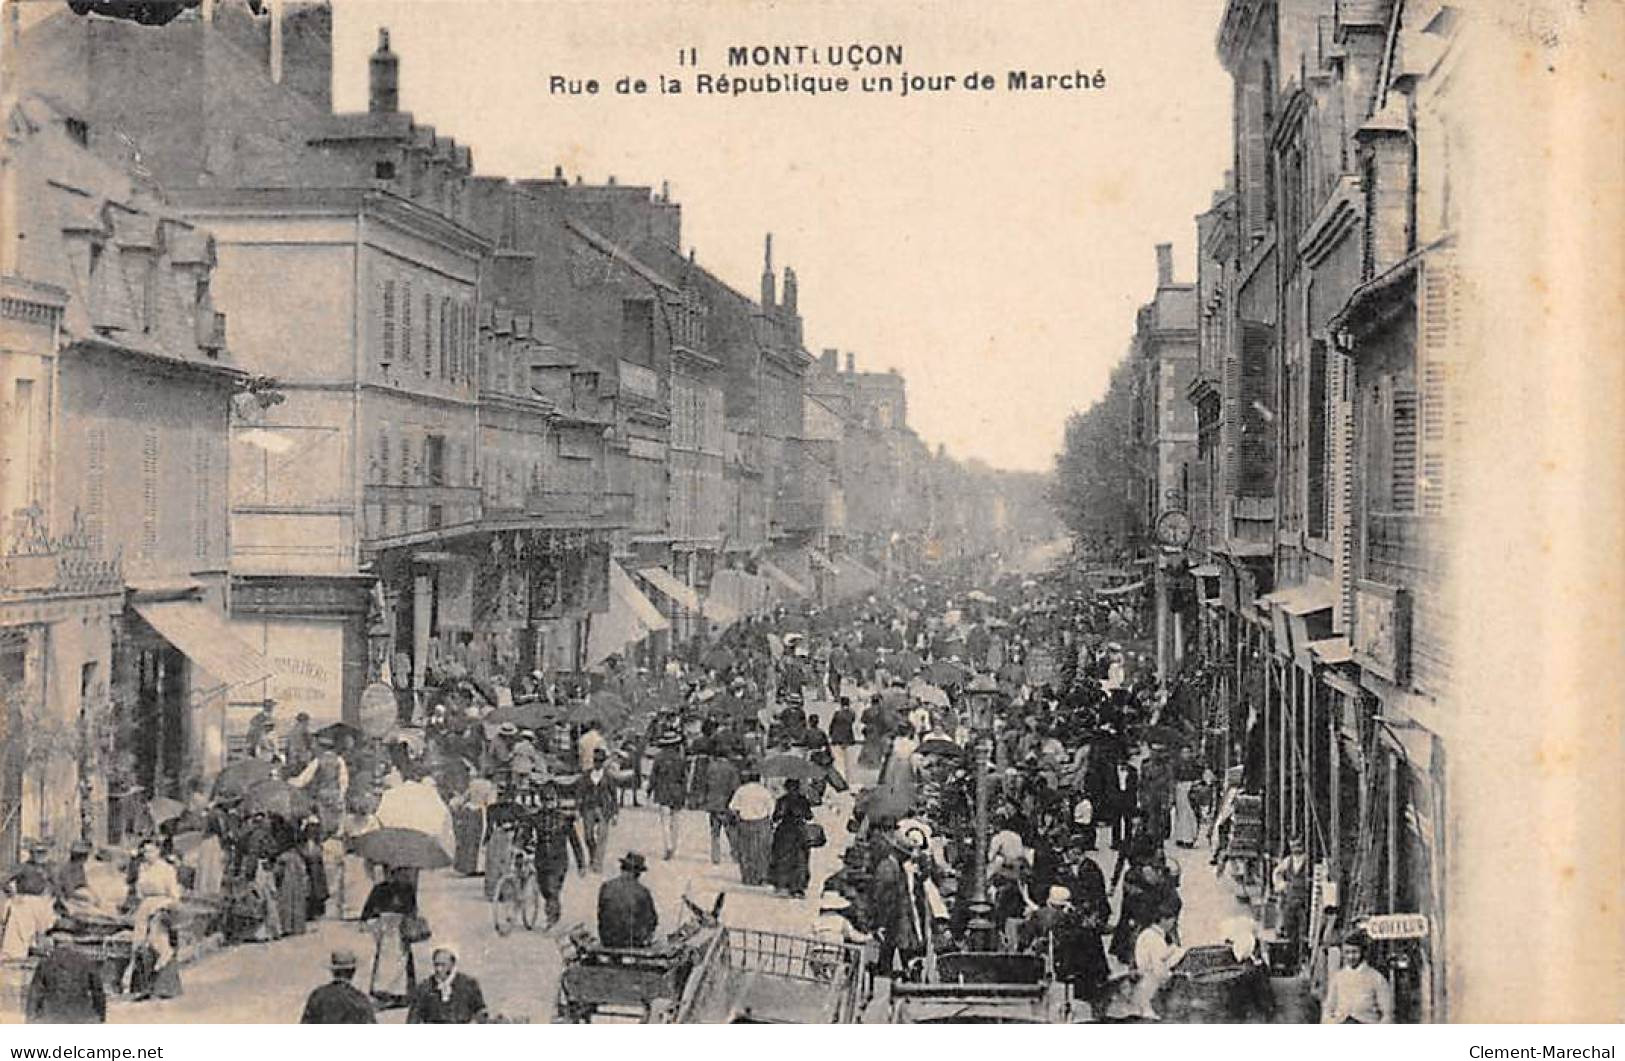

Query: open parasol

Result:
[170,831,207,858]
[927,660,967,687]
[759,754,824,781]
[241,779,313,820]
[147,796,185,826]
[351,827,452,870]
[858,783,914,822]
[212,758,274,801]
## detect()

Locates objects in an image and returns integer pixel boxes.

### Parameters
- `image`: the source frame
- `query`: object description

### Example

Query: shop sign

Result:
[1363,913,1428,940]
[1353,581,1411,683]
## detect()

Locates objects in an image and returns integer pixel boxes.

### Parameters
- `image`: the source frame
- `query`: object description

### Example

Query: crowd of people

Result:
[5,551,1392,1025]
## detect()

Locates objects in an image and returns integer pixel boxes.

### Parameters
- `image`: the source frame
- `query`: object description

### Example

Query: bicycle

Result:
[492,836,542,936]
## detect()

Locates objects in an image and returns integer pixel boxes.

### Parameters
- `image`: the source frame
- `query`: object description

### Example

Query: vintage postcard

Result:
[0,0,1619,1030]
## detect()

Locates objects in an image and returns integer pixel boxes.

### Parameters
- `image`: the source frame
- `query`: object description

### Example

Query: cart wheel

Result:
[493,874,520,937]
[519,874,542,931]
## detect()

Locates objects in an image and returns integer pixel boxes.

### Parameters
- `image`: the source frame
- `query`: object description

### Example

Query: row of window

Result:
[379,278,477,385]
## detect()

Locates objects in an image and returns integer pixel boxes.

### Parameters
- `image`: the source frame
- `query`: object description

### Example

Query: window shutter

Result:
[440,297,451,379]
[402,281,414,365]
[86,426,106,553]
[1418,252,1460,517]
[193,429,211,562]
[1391,387,1419,513]
[381,278,396,366]
[423,292,433,376]
[141,430,160,562]
[1328,351,1357,629]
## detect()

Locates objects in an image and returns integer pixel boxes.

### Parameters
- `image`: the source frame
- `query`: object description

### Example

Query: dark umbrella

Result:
[894,650,923,675]
[589,690,630,719]
[1140,725,1186,747]
[485,703,554,731]
[917,737,963,757]
[702,647,736,672]
[212,758,274,801]
[316,721,363,745]
[241,779,313,820]
[927,660,966,687]
[351,827,452,870]
[759,755,824,781]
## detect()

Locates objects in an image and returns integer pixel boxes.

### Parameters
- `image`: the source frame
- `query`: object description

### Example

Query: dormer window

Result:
[375,160,396,181]
[65,118,89,147]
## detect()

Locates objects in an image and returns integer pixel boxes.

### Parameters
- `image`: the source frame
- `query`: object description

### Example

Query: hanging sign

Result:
[1363,913,1429,940]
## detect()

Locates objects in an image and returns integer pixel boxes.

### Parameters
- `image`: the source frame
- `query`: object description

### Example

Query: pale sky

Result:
[329,0,1232,473]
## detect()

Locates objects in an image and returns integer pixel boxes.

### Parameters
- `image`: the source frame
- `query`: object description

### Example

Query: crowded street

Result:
[8,540,1304,1025]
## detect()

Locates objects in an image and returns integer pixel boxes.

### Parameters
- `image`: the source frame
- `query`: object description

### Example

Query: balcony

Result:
[769,499,823,537]
[1366,510,1425,582]
[361,483,483,545]
[0,510,123,603]
[521,489,633,529]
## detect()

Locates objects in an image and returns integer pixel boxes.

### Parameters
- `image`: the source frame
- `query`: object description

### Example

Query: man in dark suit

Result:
[26,933,105,1024]
[407,948,486,1024]
[1100,759,1139,853]
[299,949,375,1024]
[596,851,658,948]
[575,747,620,873]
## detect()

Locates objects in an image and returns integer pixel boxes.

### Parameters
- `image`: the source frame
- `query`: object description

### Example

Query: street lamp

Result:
[963,672,1001,951]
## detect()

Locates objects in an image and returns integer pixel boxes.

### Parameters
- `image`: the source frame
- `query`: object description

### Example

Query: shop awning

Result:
[586,564,668,668]
[1258,579,1337,615]
[702,596,741,627]
[132,599,275,691]
[1190,563,1222,578]
[614,562,669,633]
[844,556,882,584]
[1096,579,1146,597]
[710,568,773,619]
[759,559,808,597]
[637,565,701,614]
[1307,637,1354,665]
[1380,721,1435,772]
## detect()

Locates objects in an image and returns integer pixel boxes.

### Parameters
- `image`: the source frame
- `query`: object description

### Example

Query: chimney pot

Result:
[369,27,399,113]
[554,165,564,179]
[845,352,855,374]
[1155,243,1174,286]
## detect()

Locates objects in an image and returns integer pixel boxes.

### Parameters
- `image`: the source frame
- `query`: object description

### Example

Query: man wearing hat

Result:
[286,712,317,777]
[575,747,620,873]
[299,949,376,1024]
[647,732,688,860]
[596,852,658,949]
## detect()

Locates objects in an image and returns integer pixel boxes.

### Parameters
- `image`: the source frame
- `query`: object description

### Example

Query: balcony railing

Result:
[520,489,633,528]
[1,508,123,601]
[361,483,483,542]
[770,499,823,536]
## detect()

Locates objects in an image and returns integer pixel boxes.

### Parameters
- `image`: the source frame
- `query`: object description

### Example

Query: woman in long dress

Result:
[1171,748,1201,848]
[275,844,309,936]
[360,869,418,1009]
[768,778,814,898]
[337,809,378,920]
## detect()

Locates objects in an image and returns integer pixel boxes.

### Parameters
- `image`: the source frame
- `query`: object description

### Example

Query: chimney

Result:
[269,0,284,83]
[782,267,798,316]
[845,352,855,375]
[821,348,838,371]
[369,28,398,113]
[760,233,776,310]
[1155,243,1173,286]
[660,180,670,201]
